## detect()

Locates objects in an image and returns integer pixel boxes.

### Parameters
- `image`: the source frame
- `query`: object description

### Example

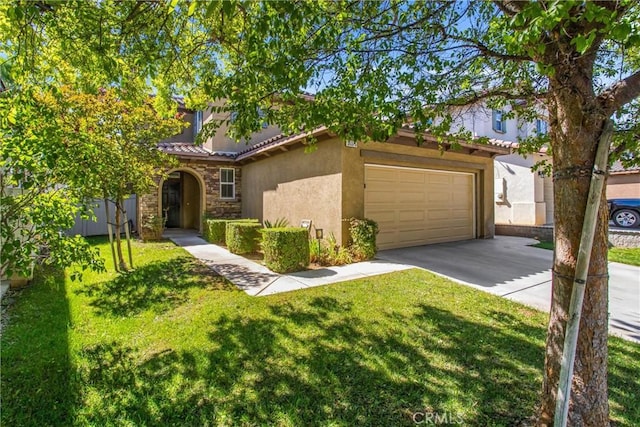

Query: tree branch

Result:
[493,0,527,17]
[598,70,640,116]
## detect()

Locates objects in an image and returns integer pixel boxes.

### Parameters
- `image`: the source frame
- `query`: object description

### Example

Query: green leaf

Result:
[188,0,197,17]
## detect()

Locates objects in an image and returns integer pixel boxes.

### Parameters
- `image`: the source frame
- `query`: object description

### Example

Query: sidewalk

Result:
[166,231,412,296]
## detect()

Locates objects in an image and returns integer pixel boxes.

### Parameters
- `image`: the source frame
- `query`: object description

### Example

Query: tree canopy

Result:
[2,1,639,425]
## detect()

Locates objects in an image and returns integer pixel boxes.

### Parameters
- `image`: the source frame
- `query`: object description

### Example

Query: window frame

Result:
[219,168,236,200]
[535,119,548,135]
[492,109,506,134]
[194,110,203,135]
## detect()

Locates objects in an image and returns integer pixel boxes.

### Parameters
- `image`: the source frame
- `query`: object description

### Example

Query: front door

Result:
[162,177,181,228]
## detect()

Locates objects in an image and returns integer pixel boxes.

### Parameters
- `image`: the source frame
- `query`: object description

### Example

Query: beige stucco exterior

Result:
[242,136,498,246]
[242,138,343,238]
[607,173,640,199]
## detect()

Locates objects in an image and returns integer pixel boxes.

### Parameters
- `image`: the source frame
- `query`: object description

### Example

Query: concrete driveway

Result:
[377,236,640,342]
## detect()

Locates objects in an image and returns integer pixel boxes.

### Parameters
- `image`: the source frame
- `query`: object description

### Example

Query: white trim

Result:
[219,167,236,200]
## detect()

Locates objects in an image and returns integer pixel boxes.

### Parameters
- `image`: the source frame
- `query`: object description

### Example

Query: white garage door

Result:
[365,165,475,250]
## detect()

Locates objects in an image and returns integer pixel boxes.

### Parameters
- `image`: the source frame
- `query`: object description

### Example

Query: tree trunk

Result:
[538,63,610,426]
[114,199,129,272]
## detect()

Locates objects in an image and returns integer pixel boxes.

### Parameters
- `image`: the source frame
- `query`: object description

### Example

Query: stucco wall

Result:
[341,139,496,242]
[607,174,640,199]
[241,139,343,239]
[494,153,551,225]
[162,110,195,144]
[201,101,284,153]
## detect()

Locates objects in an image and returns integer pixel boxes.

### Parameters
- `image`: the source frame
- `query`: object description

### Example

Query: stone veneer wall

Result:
[138,159,242,230]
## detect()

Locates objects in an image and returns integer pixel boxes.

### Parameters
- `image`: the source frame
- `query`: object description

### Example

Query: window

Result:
[492,110,506,133]
[220,168,235,199]
[536,119,548,135]
[194,110,203,135]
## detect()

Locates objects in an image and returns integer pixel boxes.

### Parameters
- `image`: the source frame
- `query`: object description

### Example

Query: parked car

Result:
[608,199,640,228]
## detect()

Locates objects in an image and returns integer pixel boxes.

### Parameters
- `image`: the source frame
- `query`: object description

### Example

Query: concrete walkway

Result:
[166,230,412,296]
[167,231,639,342]
[377,236,640,343]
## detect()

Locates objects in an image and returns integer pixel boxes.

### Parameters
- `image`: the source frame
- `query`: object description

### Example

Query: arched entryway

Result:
[160,168,204,231]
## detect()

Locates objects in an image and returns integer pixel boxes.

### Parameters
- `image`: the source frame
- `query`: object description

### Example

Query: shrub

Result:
[262,227,309,273]
[140,215,165,242]
[347,217,379,261]
[202,218,258,244]
[263,217,290,228]
[226,222,263,254]
[309,233,353,266]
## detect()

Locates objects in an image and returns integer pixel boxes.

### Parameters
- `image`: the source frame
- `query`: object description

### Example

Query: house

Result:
[449,104,554,226]
[607,162,640,200]
[494,151,554,226]
[138,104,511,250]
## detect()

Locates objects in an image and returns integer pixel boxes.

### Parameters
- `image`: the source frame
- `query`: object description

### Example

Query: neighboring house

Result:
[493,151,553,226]
[450,104,554,226]
[607,162,640,200]
[138,105,512,250]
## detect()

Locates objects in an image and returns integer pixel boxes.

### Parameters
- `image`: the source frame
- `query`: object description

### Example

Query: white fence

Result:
[67,196,137,237]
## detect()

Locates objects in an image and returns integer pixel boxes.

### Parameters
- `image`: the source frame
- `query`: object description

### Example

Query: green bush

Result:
[309,233,353,266]
[140,215,165,242]
[347,218,379,261]
[263,217,290,228]
[202,218,258,244]
[262,228,310,273]
[226,222,263,254]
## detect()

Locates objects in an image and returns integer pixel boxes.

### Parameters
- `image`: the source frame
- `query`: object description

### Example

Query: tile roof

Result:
[235,127,330,161]
[158,142,235,161]
[610,161,640,174]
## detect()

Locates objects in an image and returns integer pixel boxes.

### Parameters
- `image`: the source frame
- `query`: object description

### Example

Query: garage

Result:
[364,164,475,250]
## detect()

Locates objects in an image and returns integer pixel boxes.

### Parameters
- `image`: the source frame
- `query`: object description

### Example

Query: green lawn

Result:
[2,239,638,426]
[531,241,640,266]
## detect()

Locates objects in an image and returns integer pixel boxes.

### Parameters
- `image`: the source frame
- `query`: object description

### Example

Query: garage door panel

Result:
[399,192,425,203]
[398,172,426,184]
[398,209,426,222]
[365,165,475,250]
[427,210,453,220]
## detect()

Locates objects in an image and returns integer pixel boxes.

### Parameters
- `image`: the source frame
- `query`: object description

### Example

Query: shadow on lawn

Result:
[0,266,78,426]
[74,297,553,426]
[75,256,234,317]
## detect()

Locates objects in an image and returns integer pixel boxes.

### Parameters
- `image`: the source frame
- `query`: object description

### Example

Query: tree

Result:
[2,1,639,424]
[51,88,184,271]
[1,84,105,281]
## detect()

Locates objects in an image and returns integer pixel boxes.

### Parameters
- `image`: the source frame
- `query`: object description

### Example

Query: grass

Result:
[609,247,640,266]
[531,241,640,266]
[2,239,639,426]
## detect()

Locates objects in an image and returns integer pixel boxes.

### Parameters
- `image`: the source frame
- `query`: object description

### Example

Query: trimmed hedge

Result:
[262,227,310,273]
[226,222,263,254]
[202,218,258,244]
[347,217,379,261]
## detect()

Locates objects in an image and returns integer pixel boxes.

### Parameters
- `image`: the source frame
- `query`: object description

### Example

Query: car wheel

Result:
[612,209,640,228]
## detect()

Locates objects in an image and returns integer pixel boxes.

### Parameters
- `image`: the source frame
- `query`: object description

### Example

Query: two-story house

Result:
[136,101,513,250]
[448,104,555,226]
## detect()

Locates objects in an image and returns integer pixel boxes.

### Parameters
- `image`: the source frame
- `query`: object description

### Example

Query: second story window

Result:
[220,168,235,199]
[492,110,506,133]
[536,119,548,135]
[194,110,203,136]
